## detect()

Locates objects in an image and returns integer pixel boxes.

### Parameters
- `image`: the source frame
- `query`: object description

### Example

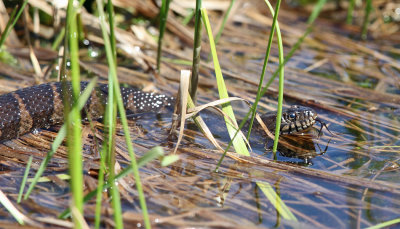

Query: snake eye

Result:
[289,113,296,119]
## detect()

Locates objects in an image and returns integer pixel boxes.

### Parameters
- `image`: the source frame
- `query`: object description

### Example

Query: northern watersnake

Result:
[0,81,318,142]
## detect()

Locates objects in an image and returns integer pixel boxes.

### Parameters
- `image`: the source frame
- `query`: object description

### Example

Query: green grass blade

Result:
[110,182,122,229]
[262,0,325,152]
[24,78,97,200]
[201,8,249,157]
[262,1,284,154]
[17,156,33,203]
[94,129,107,229]
[246,0,281,140]
[0,190,30,225]
[162,57,192,65]
[366,218,400,229]
[161,155,180,166]
[27,174,70,183]
[66,0,84,225]
[189,0,202,102]
[0,7,17,49]
[182,9,195,25]
[95,80,118,228]
[95,80,116,229]
[59,146,165,219]
[256,182,297,220]
[24,129,65,199]
[95,0,151,227]
[157,0,171,72]
[107,0,117,60]
[51,27,66,50]
[135,147,165,168]
[206,0,236,62]
[58,0,85,79]
[0,0,28,49]
[213,0,236,45]
[107,87,122,229]
[307,0,327,25]
[219,11,312,165]
[346,0,356,24]
[215,107,257,171]
[105,0,123,227]
[256,0,321,99]
[245,1,320,147]
[361,0,372,39]
[259,28,312,99]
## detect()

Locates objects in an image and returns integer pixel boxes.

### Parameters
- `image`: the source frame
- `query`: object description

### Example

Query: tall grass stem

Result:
[346,0,356,24]
[361,0,372,39]
[17,156,33,203]
[246,0,281,140]
[189,0,202,102]
[66,0,84,226]
[0,0,28,49]
[95,0,151,227]
[157,0,171,72]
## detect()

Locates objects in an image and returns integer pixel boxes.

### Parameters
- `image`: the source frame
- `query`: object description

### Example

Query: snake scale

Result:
[0,81,318,142]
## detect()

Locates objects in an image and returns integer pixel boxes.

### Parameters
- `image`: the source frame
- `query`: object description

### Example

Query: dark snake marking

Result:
[0,82,319,142]
[0,82,174,142]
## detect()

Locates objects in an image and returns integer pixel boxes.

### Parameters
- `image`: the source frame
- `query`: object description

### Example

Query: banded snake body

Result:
[0,82,319,142]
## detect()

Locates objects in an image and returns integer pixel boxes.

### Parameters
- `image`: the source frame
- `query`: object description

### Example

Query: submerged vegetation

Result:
[0,0,398,228]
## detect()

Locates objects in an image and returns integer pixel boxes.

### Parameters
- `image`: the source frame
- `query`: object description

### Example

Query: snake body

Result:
[0,82,174,141]
[0,82,317,142]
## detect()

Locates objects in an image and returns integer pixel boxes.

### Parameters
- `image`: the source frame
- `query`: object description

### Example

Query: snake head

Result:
[279,105,318,135]
[259,105,318,135]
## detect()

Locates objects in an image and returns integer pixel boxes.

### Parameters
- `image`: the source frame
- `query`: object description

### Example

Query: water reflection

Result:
[266,133,330,166]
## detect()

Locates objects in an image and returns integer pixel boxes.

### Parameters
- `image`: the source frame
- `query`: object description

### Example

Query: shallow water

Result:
[0,1,399,228]
[122,105,400,228]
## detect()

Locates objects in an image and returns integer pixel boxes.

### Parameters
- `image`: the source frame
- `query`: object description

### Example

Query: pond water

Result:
[0,1,399,228]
